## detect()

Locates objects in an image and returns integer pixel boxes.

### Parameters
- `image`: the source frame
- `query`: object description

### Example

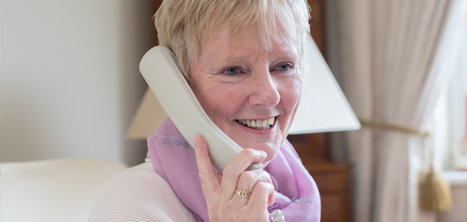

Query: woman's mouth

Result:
[235,117,275,130]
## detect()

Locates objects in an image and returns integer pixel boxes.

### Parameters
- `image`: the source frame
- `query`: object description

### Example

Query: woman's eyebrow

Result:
[272,43,298,58]
[212,52,259,65]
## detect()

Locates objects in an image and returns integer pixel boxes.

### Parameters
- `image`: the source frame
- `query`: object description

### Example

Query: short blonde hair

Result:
[154,0,310,77]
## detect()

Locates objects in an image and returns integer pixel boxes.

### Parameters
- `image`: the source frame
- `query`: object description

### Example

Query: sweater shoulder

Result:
[88,162,196,222]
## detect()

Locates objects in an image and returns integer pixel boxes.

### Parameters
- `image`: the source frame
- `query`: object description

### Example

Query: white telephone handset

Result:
[140,46,263,172]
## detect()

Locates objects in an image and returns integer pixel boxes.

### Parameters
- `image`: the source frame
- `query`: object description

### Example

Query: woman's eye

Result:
[223,67,239,75]
[276,64,292,71]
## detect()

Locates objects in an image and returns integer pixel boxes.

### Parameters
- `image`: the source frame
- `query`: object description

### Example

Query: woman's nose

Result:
[248,70,280,108]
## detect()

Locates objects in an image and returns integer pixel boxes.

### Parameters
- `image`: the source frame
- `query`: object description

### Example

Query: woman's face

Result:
[188,25,302,165]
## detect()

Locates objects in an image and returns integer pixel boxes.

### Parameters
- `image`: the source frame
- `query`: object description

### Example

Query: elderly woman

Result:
[89,0,320,221]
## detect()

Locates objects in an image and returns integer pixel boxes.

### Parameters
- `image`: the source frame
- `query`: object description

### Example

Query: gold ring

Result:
[235,186,250,199]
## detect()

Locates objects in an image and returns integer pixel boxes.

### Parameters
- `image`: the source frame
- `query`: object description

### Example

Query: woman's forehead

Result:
[202,22,298,56]
[198,24,298,65]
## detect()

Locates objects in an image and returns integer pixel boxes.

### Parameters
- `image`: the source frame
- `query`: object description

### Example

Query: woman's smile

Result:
[235,117,277,130]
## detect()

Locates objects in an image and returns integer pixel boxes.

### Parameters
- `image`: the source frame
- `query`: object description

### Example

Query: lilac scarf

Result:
[147,118,320,221]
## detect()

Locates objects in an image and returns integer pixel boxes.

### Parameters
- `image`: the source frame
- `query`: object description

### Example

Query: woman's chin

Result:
[241,141,280,164]
[226,120,283,163]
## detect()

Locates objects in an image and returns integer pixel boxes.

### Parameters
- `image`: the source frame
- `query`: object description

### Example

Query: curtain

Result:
[326,0,464,221]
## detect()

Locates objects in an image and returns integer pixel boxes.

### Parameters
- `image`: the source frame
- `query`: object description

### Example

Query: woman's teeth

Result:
[236,117,275,130]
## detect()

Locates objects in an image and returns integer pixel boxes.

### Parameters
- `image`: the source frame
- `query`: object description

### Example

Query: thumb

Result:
[194,135,221,198]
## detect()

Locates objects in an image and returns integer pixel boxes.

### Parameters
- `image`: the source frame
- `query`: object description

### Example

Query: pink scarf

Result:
[147,117,320,221]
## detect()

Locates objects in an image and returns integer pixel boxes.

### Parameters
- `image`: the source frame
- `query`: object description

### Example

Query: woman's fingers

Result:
[194,135,274,218]
[242,170,274,206]
[236,169,273,193]
[219,148,267,202]
[194,135,220,200]
[247,181,275,212]
[231,169,275,209]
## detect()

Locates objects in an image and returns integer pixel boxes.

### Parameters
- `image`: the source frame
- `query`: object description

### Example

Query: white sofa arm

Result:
[1,159,128,222]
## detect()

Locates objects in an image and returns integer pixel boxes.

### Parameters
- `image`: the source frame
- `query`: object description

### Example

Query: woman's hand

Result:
[194,135,275,222]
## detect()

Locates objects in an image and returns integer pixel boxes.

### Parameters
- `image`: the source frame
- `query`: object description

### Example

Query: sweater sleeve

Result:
[88,162,197,222]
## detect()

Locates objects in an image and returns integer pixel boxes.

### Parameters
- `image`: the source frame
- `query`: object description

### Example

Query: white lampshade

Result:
[126,34,360,139]
[288,34,360,134]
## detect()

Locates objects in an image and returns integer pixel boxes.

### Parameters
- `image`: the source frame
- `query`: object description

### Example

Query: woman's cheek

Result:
[280,78,302,111]
[200,84,244,121]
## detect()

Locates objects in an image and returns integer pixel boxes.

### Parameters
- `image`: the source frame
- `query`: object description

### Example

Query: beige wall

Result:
[1,0,152,166]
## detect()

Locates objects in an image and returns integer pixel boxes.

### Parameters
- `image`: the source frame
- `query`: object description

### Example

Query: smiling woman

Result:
[89,0,320,221]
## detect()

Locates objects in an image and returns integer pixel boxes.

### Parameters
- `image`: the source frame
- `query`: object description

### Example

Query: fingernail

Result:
[258,150,267,156]
[193,135,199,147]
